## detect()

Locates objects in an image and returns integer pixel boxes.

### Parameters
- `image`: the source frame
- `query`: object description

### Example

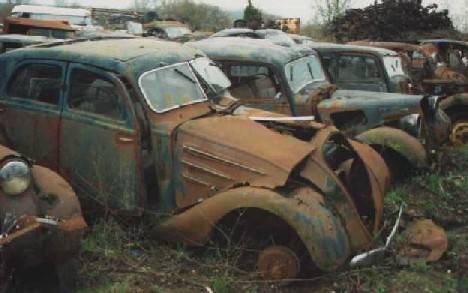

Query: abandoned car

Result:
[188,37,451,176]
[0,38,391,280]
[310,43,412,94]
[321,42,468,146]
[0,145,86,290]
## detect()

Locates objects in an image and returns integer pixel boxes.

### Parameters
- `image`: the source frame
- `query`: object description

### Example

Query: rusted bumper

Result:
[0,215,87,273]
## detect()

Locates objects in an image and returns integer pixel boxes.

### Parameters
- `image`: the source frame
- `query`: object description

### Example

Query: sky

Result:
[3,0,464,24]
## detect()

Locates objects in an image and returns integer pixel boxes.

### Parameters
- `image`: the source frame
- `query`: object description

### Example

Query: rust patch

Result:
[398,219,448,262]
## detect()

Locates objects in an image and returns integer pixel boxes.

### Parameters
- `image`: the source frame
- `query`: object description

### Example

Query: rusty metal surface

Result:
[356,126,428,169]
[174,116,314,208]
[156,186,351,272]
[4,17,77,33]
[257,245,300,280]
[0,144,86,281]
[398,219,448,262]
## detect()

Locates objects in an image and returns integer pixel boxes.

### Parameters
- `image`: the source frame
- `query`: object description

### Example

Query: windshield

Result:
[383,56,406,77]
[190,57,231,94]
[139,62,207,113]
[285,55,326,93]
[164,27,191,39]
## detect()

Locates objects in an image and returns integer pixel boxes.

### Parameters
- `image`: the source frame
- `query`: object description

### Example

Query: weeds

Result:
[76,146,468,292]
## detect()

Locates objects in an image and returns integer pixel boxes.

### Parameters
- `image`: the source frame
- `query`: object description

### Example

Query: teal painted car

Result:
[188,37,451,177]
[0,38,390,280]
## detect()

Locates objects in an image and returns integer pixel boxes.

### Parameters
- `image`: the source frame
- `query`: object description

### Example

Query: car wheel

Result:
[257,245,300,281]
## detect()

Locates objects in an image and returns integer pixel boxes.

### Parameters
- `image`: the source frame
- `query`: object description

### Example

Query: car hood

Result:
[173,115,314,208]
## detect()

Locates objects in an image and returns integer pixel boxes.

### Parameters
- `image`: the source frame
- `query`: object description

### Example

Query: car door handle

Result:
[115,133,135,144]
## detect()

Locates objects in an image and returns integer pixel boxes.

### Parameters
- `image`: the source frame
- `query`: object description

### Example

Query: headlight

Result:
[0,159,32,196]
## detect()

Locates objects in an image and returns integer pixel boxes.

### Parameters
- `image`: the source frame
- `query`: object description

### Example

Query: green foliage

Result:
[211,275,231,293]
[243,0,262,29]
[159,0,232,32]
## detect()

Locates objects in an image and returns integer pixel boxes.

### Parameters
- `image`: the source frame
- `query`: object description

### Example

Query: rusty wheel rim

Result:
[257,245,300,281]
[450,121,468,146]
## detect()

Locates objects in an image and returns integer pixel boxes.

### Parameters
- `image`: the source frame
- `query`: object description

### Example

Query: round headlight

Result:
[0,160,32,196]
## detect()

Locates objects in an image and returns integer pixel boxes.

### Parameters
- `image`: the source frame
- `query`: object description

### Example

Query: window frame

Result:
[332,52,389,85]
[64,63,134,126]
[5,59,66,109]
[138,61,208,114]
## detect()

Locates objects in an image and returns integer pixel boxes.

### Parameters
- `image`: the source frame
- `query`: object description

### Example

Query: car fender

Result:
[356,127,428,168]
[155,187,351,272]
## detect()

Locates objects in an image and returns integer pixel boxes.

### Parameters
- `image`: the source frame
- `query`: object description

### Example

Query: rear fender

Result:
[356,127,428,168]
[155,187,351,272]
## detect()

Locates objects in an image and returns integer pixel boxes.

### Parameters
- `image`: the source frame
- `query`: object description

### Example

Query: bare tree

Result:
[313,0,352,24]
[133,0,158,12]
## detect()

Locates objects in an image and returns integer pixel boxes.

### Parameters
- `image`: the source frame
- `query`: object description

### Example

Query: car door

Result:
[60,64,145,212]
[223,62,292,115]
[0,61,65,170]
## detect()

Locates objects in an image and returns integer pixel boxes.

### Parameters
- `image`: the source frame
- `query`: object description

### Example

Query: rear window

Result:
[7,63,62,105]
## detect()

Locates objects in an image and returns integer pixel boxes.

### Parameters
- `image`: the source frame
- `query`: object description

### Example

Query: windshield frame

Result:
[189,57,232,96]
[138,61,208,114]
[285,55,327,94]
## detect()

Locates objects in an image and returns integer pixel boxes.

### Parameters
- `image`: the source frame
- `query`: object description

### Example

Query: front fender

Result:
[155,187,351,272]
[356,127,428,168]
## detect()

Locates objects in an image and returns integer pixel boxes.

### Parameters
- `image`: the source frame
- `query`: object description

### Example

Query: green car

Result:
[188,37,451,178]
[0,38,390,280]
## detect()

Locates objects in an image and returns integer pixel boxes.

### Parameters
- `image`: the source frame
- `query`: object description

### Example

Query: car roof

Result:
[187,37,306,67]
[0,38,202,78]
[310,42,399,57]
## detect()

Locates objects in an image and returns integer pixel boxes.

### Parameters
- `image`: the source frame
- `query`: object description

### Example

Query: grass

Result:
[76,145,468,292]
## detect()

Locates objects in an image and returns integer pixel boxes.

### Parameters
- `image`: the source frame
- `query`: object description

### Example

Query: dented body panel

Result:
[0,38,389,274]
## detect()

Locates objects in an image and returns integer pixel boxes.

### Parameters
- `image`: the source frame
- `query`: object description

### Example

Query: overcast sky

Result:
[4,0,463,23]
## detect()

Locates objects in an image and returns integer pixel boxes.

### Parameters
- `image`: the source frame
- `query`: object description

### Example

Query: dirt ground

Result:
[69,145,468,292]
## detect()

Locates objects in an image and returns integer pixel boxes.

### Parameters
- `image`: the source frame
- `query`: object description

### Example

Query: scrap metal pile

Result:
[330,0,455,42]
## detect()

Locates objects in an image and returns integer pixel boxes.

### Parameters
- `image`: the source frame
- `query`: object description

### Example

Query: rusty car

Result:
[3,17,77,40]
[335,41,468,145]
[0,38,392,280]
[347,40,468,89]
[0,145,86,291]
[310,42,413,94]
[188,37,451,177]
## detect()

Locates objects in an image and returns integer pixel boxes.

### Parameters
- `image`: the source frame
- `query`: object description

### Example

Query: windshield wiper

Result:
[174,68,197,84]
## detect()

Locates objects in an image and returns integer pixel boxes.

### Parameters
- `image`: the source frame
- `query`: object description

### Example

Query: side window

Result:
[7,63,62,105]
[333,55,383,82]
[228,65,278,100]
[68,69,125,121]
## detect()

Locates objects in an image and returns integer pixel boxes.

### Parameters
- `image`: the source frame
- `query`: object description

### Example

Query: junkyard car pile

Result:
[0,8,464,287]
